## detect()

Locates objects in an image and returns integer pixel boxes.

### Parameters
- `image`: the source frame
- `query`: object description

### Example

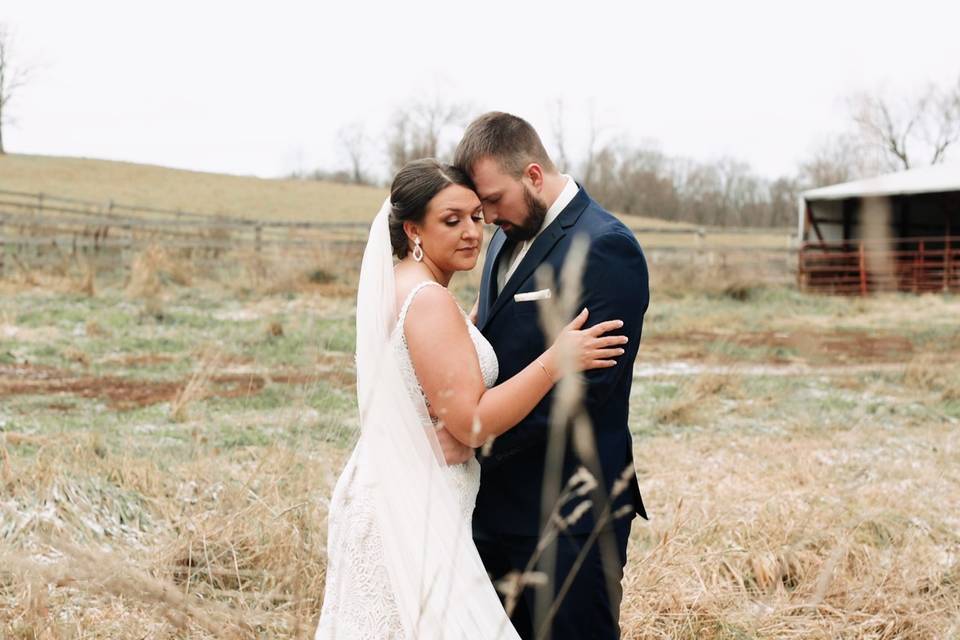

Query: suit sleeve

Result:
[482,230,649,468]
[578,231,649,407]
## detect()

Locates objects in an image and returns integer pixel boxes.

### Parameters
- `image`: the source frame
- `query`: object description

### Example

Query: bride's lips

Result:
[457,246,479,253]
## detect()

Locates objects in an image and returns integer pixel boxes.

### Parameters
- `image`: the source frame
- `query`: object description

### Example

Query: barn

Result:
[797,164,960,294]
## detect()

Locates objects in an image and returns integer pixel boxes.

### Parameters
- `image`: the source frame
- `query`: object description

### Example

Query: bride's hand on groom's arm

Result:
[436,426,474,465]
[543,308,627,379]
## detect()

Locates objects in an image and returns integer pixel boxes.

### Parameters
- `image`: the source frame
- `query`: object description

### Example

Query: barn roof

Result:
[802,163,960,201]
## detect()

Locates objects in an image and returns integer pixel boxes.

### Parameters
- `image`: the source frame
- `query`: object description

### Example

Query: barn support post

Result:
[797,247,805,291]
[858,242,868,295]
[947,232,954,293]
[919,240,926,292]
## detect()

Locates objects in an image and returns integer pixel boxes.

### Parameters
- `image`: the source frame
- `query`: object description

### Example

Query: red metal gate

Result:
[799,237,959,295]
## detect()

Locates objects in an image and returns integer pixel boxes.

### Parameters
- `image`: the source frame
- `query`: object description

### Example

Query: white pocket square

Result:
[514,289,552,302]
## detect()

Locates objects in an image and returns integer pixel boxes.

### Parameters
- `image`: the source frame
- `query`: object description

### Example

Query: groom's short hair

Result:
[454,112,556,179]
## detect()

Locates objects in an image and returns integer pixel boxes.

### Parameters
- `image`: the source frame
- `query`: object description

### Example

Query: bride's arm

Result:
[468,295,479,325]
[405,286,625,447]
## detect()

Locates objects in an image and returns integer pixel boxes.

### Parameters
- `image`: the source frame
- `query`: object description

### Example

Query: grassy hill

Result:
[0,154,697,230]
[0,154,388,222]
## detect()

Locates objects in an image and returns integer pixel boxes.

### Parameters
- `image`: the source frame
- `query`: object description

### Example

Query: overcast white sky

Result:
[3,0,959,181]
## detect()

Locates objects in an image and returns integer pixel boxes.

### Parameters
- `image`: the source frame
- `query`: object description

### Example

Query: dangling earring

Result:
[412,237,424,262]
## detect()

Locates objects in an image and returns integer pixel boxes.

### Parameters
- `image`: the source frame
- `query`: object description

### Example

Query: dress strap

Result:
[397,280,446,328]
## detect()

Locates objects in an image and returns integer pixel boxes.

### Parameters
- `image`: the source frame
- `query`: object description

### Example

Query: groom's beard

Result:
[501,187,548,242]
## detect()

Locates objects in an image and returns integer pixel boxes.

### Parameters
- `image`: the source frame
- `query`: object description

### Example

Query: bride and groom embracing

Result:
[315,112,650,640]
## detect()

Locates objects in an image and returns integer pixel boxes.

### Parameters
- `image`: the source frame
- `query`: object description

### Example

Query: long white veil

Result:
[351,198,519,639]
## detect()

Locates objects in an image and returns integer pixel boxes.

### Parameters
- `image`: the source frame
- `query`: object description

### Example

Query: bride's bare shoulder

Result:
[393,263,427,309]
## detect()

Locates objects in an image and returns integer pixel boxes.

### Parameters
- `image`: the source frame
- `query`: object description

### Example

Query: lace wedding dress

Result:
[315,281,501,640]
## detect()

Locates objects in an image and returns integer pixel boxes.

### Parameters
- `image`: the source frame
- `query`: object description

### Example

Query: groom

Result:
[452,112,649,640]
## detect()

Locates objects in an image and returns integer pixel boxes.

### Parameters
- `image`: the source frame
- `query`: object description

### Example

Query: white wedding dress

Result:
[316,198,520,639]
[316,281,499,638]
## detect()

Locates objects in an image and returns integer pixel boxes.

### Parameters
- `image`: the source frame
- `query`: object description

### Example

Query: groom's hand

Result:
[436,426,474,465]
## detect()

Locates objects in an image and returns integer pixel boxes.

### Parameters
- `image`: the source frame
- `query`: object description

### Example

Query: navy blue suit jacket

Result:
[473,187,649,538]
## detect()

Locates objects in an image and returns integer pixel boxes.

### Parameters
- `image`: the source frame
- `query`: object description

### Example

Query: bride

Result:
[315,159,628,639]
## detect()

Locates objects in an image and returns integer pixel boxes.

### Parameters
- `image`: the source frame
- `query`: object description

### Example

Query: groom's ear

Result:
[523,163,544,191]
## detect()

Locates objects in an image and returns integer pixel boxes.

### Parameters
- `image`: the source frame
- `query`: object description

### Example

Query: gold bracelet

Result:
[535,358,554,384]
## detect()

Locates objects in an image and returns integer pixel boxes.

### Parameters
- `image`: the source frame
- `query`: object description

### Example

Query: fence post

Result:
[255,225,262,254]
[858,242,867,296]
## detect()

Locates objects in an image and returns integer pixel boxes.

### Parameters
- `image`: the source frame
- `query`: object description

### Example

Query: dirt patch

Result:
[650,329,934,365]
[0,364,343,410]
[98,353,180,367]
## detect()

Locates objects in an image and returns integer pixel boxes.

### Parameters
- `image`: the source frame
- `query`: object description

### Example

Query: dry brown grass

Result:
[4,251,96,295]
[169,351,221,423]
[3,228,958,638]
[6,377,956,639]
[650,260,774,301]
[654,372,742,426]
[621,418,960,639]
[1,436,338,639]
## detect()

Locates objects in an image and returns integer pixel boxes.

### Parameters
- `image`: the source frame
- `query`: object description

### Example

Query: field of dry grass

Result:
[1,245,958,639]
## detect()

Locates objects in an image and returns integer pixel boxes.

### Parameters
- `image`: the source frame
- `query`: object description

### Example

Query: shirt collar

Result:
[535,174,578,240]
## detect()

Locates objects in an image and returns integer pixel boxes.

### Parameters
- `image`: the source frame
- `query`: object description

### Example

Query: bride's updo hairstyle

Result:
[389,158,473,259]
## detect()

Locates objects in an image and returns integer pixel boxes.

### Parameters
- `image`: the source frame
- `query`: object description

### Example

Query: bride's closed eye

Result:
[444,214,484,227]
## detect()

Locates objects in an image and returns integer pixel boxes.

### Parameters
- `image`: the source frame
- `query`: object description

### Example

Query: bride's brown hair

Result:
[388,159,473,259]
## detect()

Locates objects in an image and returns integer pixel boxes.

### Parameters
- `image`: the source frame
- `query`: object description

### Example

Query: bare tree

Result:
[549,98,570,173]
[386,98,470,174]
[0,23,33,155]
[798,134,880,188]
[850,79,960,171]
[768,176,801,227]
[579,103,605,187]
[337,123,369,185]
[924,77,960,164]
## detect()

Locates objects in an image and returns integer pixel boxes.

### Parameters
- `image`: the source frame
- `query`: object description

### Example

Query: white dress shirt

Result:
[497,175,579,294]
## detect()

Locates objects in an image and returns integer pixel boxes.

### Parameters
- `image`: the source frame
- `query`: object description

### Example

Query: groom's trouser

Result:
[475,519,632,640]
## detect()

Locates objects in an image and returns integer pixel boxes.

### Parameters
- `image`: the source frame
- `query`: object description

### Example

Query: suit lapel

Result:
[480,188,591,332]
[478,229,508,328]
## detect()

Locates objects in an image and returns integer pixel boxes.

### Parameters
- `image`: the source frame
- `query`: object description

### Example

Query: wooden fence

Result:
[0,188,372,277]
[0,187,798,283]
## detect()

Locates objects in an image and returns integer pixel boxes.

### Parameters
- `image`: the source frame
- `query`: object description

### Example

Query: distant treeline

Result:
[293,75,960,228]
